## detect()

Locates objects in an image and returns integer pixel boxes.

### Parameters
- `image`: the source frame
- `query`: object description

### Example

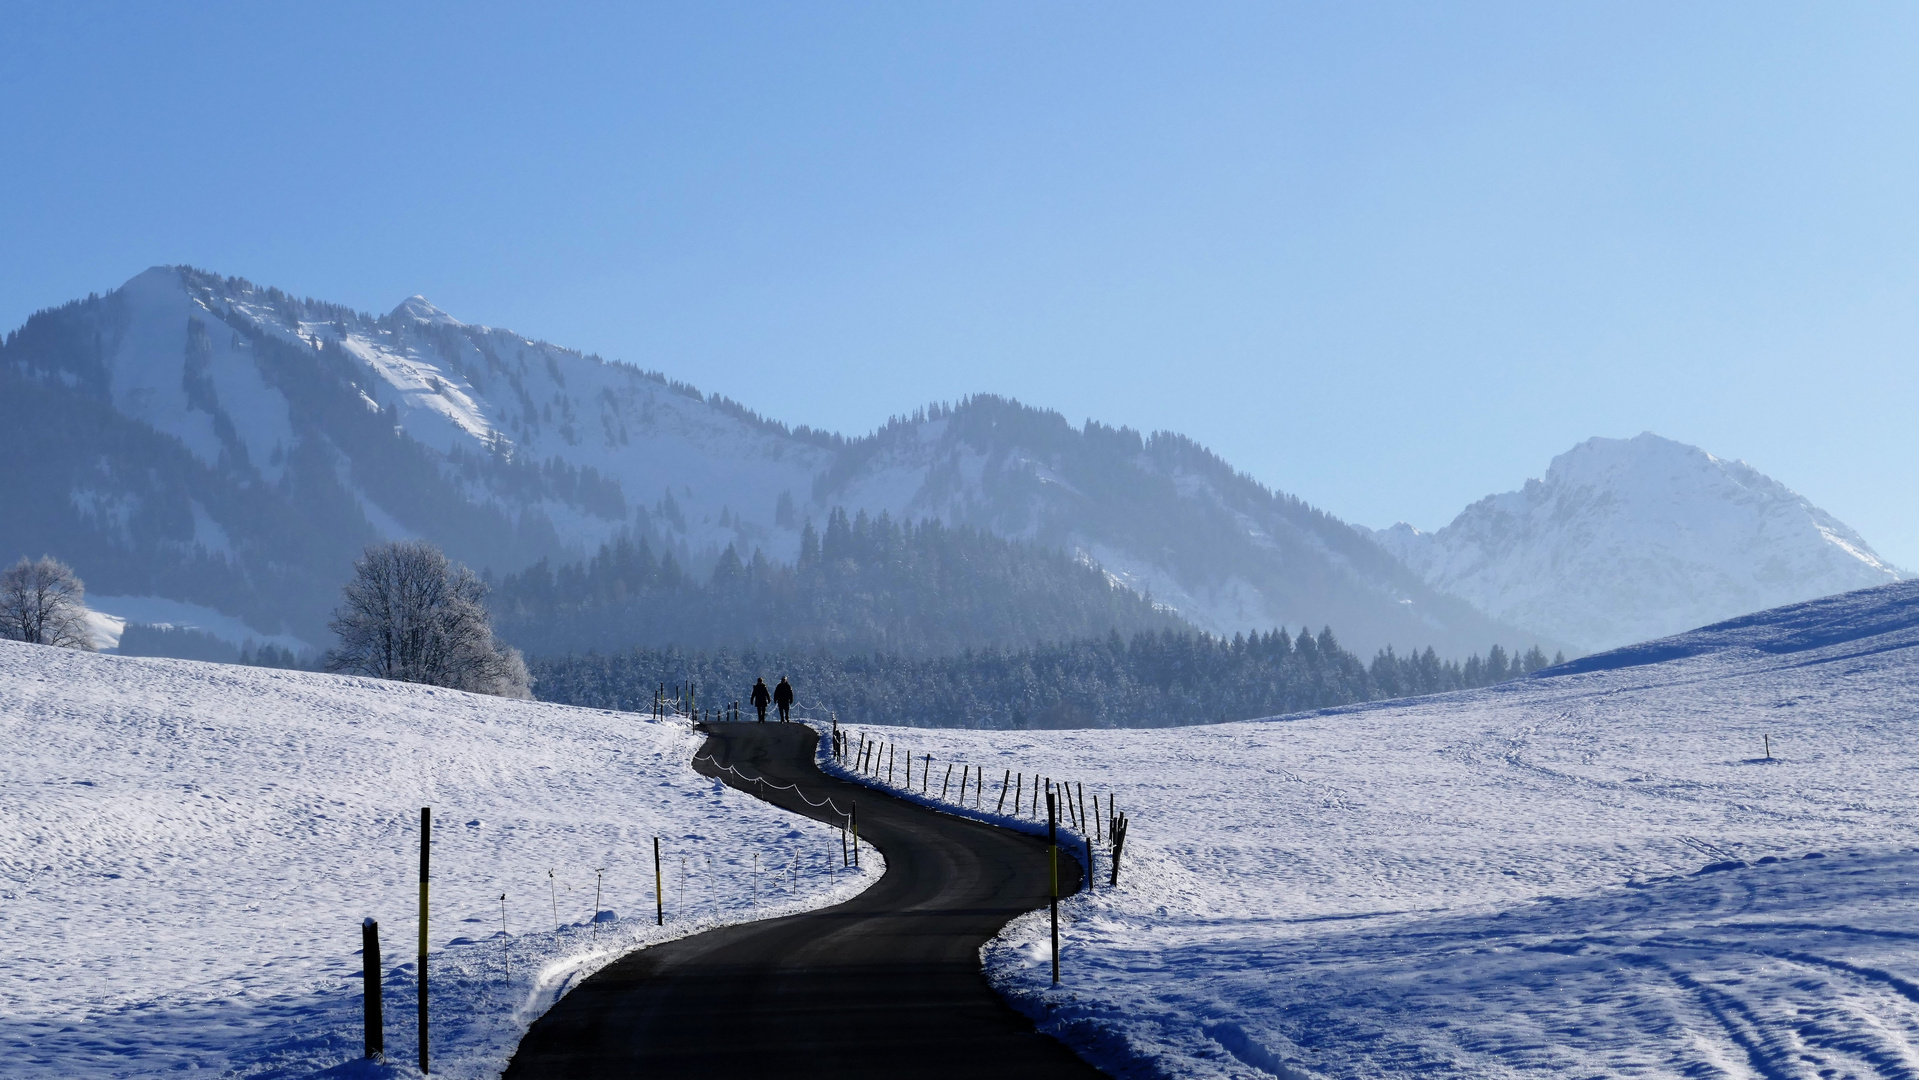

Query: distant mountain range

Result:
[0,266,1543,658]
[1,266,1892,662]
[1364,433,1904,653]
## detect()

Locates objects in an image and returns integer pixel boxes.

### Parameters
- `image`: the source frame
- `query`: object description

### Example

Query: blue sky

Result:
[6,2,1918,565]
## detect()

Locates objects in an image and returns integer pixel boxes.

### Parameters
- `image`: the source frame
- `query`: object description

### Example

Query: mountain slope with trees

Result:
[491,507,1187,657]
[2,265,1550,658]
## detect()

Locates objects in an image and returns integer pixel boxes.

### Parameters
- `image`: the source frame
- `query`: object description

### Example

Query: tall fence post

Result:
[418,806,430,1074]
[362,917,383,1060]
[655,837,665,926]
[1047,787,1059,985]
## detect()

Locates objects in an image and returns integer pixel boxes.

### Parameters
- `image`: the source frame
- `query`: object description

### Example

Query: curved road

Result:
[505,721,1103,1079]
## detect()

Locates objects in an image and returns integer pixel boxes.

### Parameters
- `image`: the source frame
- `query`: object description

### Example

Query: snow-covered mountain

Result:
[1366,433,1904,652]
[0,265,1544,656]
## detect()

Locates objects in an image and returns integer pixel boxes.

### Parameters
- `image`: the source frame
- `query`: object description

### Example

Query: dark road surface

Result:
[504,721,1104,1079]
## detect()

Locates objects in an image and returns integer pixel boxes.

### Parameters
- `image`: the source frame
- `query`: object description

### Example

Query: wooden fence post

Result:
[941,763,954,800]
[362,918,383,1060]
[655,837,664,926]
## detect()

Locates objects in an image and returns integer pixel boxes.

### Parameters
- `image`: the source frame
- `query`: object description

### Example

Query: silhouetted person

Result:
[750,677,771,723]
[774,676,794,722]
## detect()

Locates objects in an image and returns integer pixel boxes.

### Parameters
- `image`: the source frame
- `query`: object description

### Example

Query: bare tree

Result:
[0,556,98,650]
[326,541,531,697]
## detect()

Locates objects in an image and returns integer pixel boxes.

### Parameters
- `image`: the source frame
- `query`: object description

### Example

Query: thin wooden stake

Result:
[1047,788,1059,985]
[418,807,430,1074]
[654,837,664,926]
[941,763,954,800]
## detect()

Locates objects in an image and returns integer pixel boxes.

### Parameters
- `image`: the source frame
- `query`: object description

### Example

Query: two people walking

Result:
[749,676,794,723]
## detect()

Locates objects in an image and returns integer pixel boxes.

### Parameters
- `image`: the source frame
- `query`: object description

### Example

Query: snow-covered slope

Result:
[0,644,878,1078]
[1,266,1545,657]
[1366,433,1902,652]
[835,579,1919,1078]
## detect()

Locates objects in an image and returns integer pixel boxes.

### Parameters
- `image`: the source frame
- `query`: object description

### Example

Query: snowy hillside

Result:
[1367,433,1902,652]
[0,644,878,1078]
[0,266,1541,657]
[833,580,1919,1078]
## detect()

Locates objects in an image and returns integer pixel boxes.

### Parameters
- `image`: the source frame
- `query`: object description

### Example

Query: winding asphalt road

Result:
[504,721,1103,1079]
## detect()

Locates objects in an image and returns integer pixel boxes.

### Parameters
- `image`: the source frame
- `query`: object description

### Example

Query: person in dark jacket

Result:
[773,676,794,722]
[750,677,771,723]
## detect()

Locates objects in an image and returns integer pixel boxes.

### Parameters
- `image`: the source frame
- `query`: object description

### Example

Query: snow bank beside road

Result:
[0,643,877,1078]
[837,583,1919,1077]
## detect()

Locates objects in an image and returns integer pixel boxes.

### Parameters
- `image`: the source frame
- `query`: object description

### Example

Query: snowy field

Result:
[0,644,879,1078]
[830,582,1919,1078]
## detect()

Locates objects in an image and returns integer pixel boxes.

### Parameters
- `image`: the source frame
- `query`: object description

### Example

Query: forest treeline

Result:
[491,507,1186,657]
[530,626,1563,729]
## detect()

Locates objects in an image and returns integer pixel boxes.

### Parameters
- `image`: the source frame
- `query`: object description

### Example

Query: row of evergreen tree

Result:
[529,627,1563,729]
[490,507,1186,657]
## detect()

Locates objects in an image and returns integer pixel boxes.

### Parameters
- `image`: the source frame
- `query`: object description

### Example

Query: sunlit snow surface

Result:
[0,647,879,1078]
[835,582,1919,1078]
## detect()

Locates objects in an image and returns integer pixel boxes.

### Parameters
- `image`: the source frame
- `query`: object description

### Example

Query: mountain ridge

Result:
[1366,433,1903,652]
[0,264,1547,658]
